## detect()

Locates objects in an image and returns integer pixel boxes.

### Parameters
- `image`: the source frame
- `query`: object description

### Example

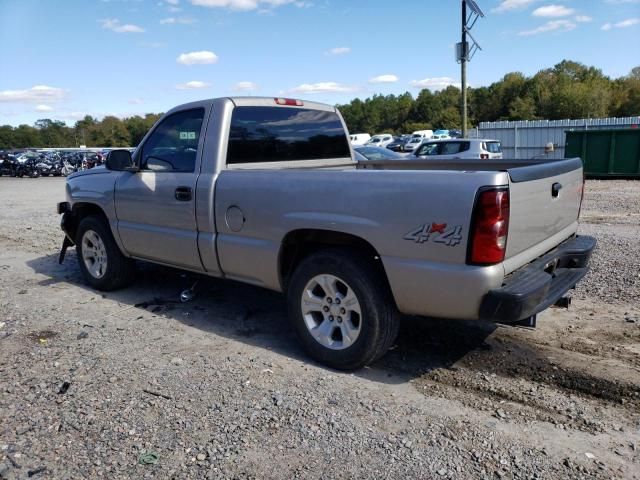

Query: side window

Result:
[441,142,462,155]
[417,143,440,156]
[140,108,204,172]
[227,106,350,164]
[459,141,470,152]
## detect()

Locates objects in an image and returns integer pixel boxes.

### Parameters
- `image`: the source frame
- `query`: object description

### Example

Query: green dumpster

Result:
[565,128,640,178]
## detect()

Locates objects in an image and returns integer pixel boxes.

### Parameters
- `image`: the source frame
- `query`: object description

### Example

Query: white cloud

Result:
[234,81,258,91]
[0,85,66,103]
[532,5,574,17]
[166,0,179,4]
[518,19,576,35]
[128,98,144,104]
[176,80,211,89]
[291,82,357,94]
[325,47,350,56]
[168,6,182,11]
[99,18,145,33]
[369,74,398,84]
[409,77,460,90]
[190,0,301,11]
[492,0,537,13]
[160,16,196,24]
[601,17,639,30]
[35,105,53,112]
[176,50,218,65]
[575,15,592,23]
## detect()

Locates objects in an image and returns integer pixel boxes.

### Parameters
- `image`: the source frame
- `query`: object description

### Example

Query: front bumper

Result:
[479,235,596,323]
[57,202,77,244]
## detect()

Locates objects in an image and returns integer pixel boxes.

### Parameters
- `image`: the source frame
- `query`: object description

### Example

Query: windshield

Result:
[369,137,381,143]
[409,138,421,143]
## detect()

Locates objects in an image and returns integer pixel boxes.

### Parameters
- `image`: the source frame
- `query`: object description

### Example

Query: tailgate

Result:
[505,158,583,262]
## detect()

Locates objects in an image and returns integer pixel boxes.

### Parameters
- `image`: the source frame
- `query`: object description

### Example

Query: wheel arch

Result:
[66,202,112,245]
[278,229,393,298]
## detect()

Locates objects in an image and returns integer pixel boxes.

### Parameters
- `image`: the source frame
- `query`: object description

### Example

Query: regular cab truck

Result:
[57,97,595,370]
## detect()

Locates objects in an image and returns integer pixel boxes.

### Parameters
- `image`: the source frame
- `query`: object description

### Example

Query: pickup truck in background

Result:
[57,97,595,370]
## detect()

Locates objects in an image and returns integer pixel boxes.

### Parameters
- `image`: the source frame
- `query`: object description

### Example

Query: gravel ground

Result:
[0,177,639,479]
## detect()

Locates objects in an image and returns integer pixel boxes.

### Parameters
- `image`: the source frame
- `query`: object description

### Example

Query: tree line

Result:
[1,60,638,149]
[0,113,163,150]
[339,61,640,134]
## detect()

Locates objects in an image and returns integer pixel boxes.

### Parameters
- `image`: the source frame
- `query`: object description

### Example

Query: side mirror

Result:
[106,149,136,172]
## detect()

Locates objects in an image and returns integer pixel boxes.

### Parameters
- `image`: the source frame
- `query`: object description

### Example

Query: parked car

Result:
[414,139,503,160]
[354,146,406,160]
[57,96,593,370]
[349,133,371,145]
[404,136,424,152]
[365,134,394,148]
[386,135,412,152]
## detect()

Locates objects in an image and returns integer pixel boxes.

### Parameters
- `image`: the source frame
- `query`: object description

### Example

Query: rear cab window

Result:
[227,106,350,165]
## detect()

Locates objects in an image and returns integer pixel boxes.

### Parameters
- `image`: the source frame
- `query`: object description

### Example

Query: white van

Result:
[349,133,371,146]
[411,130,433,139]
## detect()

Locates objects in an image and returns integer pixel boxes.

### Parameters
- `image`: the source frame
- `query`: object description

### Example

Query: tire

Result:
[75,215,135,291]
[287,249,399,370]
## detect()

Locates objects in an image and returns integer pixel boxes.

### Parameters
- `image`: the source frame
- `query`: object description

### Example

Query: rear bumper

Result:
[479,235,596,323]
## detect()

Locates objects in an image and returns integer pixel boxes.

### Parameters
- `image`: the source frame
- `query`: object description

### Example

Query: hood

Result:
[67,166,110,180]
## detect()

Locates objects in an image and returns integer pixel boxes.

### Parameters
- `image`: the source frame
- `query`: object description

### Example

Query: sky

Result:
[0,0,639,126]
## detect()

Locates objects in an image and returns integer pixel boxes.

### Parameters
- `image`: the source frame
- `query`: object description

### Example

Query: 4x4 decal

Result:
[404,223,463,246]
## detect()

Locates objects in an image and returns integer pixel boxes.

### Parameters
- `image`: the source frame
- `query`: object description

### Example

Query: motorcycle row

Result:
[0,150,104,178]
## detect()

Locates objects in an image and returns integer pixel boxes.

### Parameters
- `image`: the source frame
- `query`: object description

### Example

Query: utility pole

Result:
[457,0,483,138]
[461,0,467,138]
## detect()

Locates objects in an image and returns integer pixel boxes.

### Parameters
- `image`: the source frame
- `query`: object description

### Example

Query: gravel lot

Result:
[0,177,638,479]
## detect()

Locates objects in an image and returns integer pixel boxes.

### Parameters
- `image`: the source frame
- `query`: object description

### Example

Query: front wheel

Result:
[75,215,135,291]
[287,249,399,370]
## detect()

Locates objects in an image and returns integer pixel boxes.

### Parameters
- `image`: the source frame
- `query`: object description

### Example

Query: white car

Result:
[413,139,503,160]
[365,134,394,148]
[403,136,424,152]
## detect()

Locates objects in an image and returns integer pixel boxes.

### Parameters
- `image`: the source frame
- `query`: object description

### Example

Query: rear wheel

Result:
[75,215,135,291]
[287,249,399,370]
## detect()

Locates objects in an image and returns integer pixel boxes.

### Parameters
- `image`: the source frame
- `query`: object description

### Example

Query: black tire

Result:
[287,249,399,370]
[75,215,135,291]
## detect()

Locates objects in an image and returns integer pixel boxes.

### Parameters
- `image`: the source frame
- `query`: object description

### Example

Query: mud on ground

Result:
[0,177,638,479]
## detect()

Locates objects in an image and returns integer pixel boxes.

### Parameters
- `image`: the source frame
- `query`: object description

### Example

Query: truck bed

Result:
[357,157,583,183]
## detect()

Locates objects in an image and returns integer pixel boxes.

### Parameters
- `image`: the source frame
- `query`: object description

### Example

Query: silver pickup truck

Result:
[57,97,595,369]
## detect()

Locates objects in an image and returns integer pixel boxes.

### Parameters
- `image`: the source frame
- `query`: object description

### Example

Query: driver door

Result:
[114,108,205,271]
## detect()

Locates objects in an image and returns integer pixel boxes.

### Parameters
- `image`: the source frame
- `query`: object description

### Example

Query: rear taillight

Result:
[274,97,303,106]
[480,153,489,159]
[468,188,510,265]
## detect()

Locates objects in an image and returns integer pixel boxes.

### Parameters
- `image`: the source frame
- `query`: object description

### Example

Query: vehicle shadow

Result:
[32,251,638,407]
[27,252,501,385]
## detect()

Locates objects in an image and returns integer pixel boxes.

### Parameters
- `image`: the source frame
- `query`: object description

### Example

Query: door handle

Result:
[551,182,562,198]
[175,186,192,201]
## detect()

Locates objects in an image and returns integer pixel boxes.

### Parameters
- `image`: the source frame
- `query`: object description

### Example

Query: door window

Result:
[140,108,205,172]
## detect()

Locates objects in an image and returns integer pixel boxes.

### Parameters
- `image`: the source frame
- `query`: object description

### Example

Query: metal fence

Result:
[471,117,640,159]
